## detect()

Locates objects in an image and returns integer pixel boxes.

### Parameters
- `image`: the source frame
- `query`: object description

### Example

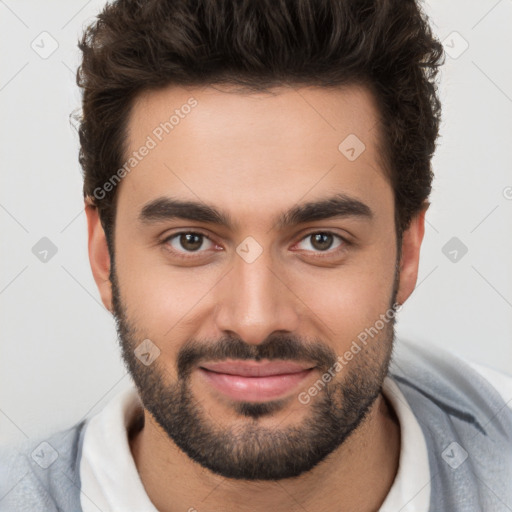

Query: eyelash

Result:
[161,230,351,260]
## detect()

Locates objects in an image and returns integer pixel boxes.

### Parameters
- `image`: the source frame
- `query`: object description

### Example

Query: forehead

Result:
[117,83,392,228]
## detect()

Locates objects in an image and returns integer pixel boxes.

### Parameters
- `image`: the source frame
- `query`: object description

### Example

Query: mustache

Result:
[176,333,338,379]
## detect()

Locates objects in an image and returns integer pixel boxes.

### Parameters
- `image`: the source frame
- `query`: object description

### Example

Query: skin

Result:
[86,83,426,512]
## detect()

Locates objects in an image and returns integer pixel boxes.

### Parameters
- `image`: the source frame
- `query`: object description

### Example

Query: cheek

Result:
[287,251,396,344]
[115,244,220,334]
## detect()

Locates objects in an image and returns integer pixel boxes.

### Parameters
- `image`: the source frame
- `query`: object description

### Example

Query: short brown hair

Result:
[77,0,444,254]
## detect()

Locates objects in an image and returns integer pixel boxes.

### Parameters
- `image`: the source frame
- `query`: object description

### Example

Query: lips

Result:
[199,360,315,377]
[198,360,316,402]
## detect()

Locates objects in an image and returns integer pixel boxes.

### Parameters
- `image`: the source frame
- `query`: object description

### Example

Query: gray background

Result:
[1,0,511,446]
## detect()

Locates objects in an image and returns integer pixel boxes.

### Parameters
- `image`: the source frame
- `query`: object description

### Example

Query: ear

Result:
[396,203,428,305]
[85,199,113,312]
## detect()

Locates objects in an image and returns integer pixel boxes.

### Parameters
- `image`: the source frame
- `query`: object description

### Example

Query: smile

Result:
[198,360,316,402]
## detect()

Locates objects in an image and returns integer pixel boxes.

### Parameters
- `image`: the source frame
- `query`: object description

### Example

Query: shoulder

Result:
[0,419,87,512]
[388,340,512,507]
[464,359,512,407]
[389,339,512,418]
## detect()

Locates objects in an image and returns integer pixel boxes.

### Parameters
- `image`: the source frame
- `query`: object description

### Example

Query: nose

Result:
[213,248,300,345]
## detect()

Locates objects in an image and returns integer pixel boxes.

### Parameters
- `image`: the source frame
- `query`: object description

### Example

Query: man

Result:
[1,0,511,511]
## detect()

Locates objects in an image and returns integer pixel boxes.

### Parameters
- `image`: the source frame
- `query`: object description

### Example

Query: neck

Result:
[130,391,400,512]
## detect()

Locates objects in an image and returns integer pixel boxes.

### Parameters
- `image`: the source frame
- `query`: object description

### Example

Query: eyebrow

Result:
[138,193,374,230]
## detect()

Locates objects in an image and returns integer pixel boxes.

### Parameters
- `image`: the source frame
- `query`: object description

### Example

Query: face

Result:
[87,83,424,480]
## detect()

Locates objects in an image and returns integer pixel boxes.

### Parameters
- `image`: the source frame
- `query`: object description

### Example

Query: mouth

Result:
[198,360,316,402]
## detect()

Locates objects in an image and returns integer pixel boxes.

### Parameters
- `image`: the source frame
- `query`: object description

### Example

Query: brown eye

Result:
[310,233,334,251]
[295,232,346,255]
[178,233,203,251]
[164,232,215,254]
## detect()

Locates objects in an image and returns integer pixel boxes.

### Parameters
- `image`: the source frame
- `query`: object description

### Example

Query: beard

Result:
[110,260,400,481]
